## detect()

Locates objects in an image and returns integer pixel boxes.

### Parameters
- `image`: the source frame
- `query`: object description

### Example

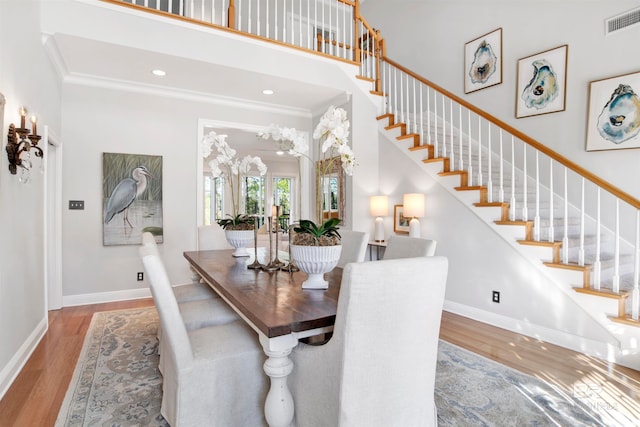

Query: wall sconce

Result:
[6,106,43,178]
[370,195,388,242]
[403,193,425,238]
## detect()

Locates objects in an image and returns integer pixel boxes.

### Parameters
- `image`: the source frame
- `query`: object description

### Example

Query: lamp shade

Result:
[369,196,388,217]
[403,193,425,218]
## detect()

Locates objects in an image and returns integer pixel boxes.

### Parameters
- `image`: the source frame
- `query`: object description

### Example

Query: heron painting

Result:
[103,152,163,246]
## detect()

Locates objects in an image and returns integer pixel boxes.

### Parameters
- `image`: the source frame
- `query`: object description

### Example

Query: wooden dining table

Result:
[184,248,343,427]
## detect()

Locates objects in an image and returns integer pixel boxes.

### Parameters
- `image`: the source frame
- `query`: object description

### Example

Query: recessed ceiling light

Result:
[276,150,285,156]
[152,69,166,76]
[262,89,274,95]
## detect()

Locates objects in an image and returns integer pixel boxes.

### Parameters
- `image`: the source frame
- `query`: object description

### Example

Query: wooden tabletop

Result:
[184,249,342,338]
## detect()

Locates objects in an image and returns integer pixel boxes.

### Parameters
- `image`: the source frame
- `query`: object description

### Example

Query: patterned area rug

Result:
[56,307,606,426]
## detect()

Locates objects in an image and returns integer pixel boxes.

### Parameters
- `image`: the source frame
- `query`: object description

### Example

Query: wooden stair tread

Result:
[454,186,486,191]
[397,133,420,141]
[408,145,433,152]
[517,239,561,247]
[376,113,394,121]
[356,75,374,82]
[544,262,592,272]
[370,90,384,96]
[495,220,532,226]
[608,315,640,327]
[439,170,465,177]
[474,202,507,208]
[573,287,629,299]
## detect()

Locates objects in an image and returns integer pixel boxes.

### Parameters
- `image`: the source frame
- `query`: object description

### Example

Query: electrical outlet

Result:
[137,272,144,281]
[492,291,500,303]
[69,200,85,210]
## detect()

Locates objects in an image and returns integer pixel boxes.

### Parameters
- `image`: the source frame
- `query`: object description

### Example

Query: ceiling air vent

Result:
[606,7,640,35]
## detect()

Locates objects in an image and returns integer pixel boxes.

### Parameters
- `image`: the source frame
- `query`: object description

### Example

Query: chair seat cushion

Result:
[179,298,239,331]
[173,282,218,303]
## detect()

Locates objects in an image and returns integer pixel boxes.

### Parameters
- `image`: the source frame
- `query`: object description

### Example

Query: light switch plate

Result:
[69,200,85,210]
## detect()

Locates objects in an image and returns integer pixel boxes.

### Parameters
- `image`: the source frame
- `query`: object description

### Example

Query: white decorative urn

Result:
[224,229,254,257]
[290,244,342,289]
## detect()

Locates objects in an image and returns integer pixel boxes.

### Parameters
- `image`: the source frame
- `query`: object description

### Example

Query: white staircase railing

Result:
[381,57,640,323]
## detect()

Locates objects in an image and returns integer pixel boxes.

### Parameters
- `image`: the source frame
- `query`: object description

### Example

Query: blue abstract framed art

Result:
[464,28,503,94]
[586,70,640,151]
[516,45,568,118]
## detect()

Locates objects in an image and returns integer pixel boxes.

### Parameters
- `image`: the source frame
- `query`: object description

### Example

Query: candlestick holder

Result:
[262,216,280,272]
[280,223,299,272]
[247,216,263,269]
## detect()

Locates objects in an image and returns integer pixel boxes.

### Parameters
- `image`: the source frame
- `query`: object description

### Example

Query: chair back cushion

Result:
[336,256,448,426]
[198,223,232,250]
[382,234,437,259]
[140,250,194,368]
[337,230,369,268]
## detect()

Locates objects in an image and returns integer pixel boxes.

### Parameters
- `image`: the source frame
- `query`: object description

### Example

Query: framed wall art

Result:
[102,152,163,246]
[516,44,568,118]
[586,70,640,151]
[464,28,503,94]
[393,204,410,234]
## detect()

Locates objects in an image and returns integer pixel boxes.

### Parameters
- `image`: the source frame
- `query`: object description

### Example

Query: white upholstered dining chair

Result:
[140,250,268,427]
[141,231,218,303]
[336,230,369,268]
[289,256,449,427]
[382,234,437,259]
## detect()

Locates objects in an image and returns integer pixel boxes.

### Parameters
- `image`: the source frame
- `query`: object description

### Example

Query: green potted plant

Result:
[290,218,343,289]
[217,214,255,231]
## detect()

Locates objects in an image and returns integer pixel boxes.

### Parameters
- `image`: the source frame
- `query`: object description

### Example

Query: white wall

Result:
[61,84,312,302]
[0,0,61,397]
[361,0,640,200]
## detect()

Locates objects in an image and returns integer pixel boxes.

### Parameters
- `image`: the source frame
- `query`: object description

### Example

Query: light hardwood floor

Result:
[0,300,639,426]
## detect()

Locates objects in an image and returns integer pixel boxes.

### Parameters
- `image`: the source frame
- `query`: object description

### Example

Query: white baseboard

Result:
[443,300,617,363]
[63,288,152,307]
[0,317,47,401]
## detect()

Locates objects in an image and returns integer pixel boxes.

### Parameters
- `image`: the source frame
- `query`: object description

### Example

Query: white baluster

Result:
[179,0,184,17]
[510,135,516,221]
[477,118,482,187]
[426,87,431,145]
[562,168,569,264]
[533,152,540,241]
[467,110,472,186]
[633,210,639,320]
[265,0,269,38]
[256,0,260,35]
[449,100,454,169]
[393,67,398,119]
[248,0,252,33]
[168,0,173,13]
[459,105,463,171]
[593,188,601,290]
[498,130,504,203]
[487,124,492,202]
[291,0,295,46]
[578,178,585,267]
[413,79,417,135]
[441,95,446,158]
[419,83,424,145]
[547,159,554,243]
[405,74,411,133]
[613,199,620,294]
[433,92,438,157]
[522,144,528,222]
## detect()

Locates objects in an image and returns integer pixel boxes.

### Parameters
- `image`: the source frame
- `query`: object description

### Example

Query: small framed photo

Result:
[516,44,568,118]
[464,28,502,94]
[586,70,640,151]
[393,204,410,234]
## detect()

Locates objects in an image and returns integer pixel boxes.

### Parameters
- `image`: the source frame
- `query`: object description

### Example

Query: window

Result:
[273,177,293,229]
[244,176,265,227]
[203,176,223,225]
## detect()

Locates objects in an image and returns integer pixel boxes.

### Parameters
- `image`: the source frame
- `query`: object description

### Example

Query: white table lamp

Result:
[403,193,425,238]
[370,195,388,242]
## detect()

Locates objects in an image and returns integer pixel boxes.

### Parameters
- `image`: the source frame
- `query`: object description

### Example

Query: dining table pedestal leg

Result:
[260,335,297,427]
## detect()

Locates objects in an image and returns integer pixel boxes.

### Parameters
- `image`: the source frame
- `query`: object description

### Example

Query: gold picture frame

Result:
[393,204,410,234]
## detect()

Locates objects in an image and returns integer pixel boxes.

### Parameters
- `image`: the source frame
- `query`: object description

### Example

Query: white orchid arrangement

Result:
[258,125,309,158]
[202,130,267,220]
[258,105,356,224]
[313,105,355,176]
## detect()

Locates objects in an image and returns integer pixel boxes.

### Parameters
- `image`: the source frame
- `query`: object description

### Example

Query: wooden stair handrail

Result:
[382,56,640,210]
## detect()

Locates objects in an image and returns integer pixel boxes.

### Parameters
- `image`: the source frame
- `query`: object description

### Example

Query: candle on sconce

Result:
[20,107,26,128]
[30,116,37,135]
